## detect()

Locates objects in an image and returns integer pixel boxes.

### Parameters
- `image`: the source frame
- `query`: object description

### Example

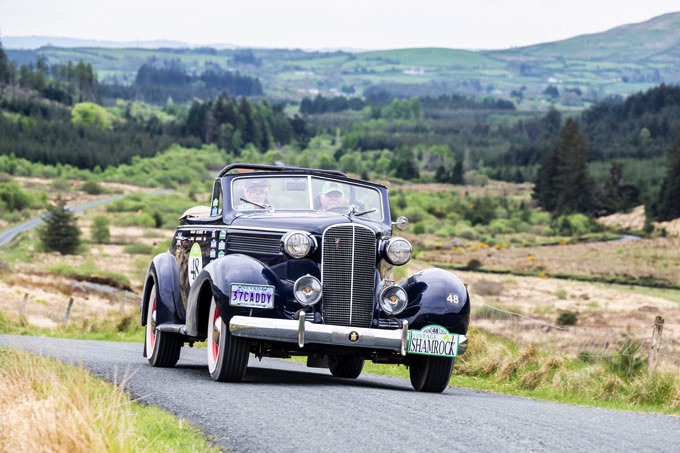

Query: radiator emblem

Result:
[348,331,359,342]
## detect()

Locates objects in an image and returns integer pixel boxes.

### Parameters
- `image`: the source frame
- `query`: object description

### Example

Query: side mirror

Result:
[393,216,409,231]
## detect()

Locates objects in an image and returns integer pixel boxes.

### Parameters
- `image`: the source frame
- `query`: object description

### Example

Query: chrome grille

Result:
[322,224,376,327]
[227,234,282,255]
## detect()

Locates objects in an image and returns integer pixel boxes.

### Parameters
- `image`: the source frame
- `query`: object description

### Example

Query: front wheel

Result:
[207,297,250,382]
[145,282,182,367]
[329,355,364,379]
[409,355,454,393]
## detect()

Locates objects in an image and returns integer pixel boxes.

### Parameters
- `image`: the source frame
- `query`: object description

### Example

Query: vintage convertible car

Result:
[141,163,470,392]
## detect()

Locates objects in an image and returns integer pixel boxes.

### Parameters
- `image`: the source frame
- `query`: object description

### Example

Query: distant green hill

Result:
[5,12,680,107]
[492,12,680,63]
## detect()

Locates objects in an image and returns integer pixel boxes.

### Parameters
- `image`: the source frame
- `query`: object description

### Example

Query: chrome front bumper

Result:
[229,312,410,355]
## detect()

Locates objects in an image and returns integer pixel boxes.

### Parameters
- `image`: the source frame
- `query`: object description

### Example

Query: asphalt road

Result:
[1,335,678,452]
[0,190,172,247]
[0,194,127,247]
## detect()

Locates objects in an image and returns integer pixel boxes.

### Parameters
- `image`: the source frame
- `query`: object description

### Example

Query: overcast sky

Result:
[1,0,679,50]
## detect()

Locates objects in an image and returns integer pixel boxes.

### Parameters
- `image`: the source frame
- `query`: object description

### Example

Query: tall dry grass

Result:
[0,347,218,452]
[0,348,136,452]
[456,326,680,412]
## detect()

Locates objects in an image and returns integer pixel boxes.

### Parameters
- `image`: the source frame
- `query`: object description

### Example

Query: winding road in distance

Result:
[0,190,171,247]
[1,335,678,452]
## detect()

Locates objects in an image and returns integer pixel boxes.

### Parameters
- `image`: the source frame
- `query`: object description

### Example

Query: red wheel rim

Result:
[149,297,157,348]
[211,306,220,361]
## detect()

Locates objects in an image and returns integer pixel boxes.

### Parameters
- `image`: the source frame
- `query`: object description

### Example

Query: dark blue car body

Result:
[141,163,470,392]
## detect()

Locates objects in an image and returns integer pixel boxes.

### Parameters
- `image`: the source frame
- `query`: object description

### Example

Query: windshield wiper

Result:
[350,207,377,217]
[239,198,273,211]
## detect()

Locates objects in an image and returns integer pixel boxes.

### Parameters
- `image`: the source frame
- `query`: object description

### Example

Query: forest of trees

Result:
[100,62,263,104]
[0,42,307,168]
[299,93,515,115]
[2,38,680,221]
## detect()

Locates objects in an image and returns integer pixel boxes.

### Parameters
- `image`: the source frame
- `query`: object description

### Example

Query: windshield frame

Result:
[229,174,385,221]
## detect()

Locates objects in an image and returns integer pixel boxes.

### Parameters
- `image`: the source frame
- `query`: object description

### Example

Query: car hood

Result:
[228,210,390,236]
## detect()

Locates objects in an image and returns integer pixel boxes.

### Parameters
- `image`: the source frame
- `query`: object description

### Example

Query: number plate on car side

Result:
[407,325,459,357]
[229,284,275,309]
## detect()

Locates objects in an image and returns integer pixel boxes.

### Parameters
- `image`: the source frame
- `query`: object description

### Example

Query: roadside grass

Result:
[0,311,144,343]
[0,347,217,452]
[360,326,680,414]
[7,307,677,415]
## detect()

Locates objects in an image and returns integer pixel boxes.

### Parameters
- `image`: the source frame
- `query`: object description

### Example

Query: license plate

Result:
[229,283,275,309]
[407,325,459,357]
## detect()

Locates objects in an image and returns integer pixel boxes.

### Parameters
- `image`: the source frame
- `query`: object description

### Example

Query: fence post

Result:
[18,293,29,325]
[20,293,28,317]
[648,315,665,374]
[63,297,74,325]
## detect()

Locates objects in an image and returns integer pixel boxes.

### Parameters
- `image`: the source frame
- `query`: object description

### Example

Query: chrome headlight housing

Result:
[281,231,316,259]
[379,285,408,315]
[294,275,322,306]
[384,238,412,266]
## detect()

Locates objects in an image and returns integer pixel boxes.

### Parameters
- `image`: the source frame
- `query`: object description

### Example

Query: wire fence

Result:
[472,304,680,376]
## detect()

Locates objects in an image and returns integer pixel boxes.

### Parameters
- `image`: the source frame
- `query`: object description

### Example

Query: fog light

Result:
[379,285,408,315]
[294,275,322,306]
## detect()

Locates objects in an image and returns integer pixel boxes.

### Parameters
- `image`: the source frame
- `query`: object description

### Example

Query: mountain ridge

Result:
[3,12,680,105]
[3,12,679,55]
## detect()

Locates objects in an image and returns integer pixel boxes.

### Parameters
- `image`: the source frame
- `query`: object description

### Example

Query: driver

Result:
[240,178,269,207]
[320,181,346,209]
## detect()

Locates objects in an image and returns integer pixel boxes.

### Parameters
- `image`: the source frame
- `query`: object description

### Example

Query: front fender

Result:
[399,268,470,334]
[140,252,185,327]
[185,254,289,338]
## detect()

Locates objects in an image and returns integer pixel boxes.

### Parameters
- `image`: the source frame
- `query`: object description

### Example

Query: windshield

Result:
[231,175,383,221]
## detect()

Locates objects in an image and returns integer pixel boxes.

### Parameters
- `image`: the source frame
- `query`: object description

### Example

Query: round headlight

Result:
[282,231,315,259]
[294,275,322,306]
[379,285,408,315]
[385,238,412,265]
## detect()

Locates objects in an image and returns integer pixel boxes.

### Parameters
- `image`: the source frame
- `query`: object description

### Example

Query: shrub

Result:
[0,181,31,212]
[81,180,105,195]
[466,258,483,271]
[454,222,479,240]
[555,287,568,300]
[91,216,110,244]
[556,310,578,326]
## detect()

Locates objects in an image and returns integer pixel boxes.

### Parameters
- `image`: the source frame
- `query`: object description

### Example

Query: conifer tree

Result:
[39,197,81,254]
[656,128,680,221]
[0,39,11,85]
[534,118,593,215]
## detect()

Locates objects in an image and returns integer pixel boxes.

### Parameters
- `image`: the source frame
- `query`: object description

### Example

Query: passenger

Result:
[320,181,346,209]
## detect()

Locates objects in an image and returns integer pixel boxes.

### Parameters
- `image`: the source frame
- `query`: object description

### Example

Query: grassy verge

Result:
[1,311,144,342]
[357,327,680,414]
[453,327,680,414]
[0,348,217,452]
[288,325,680,414]
[7,309,677,415]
